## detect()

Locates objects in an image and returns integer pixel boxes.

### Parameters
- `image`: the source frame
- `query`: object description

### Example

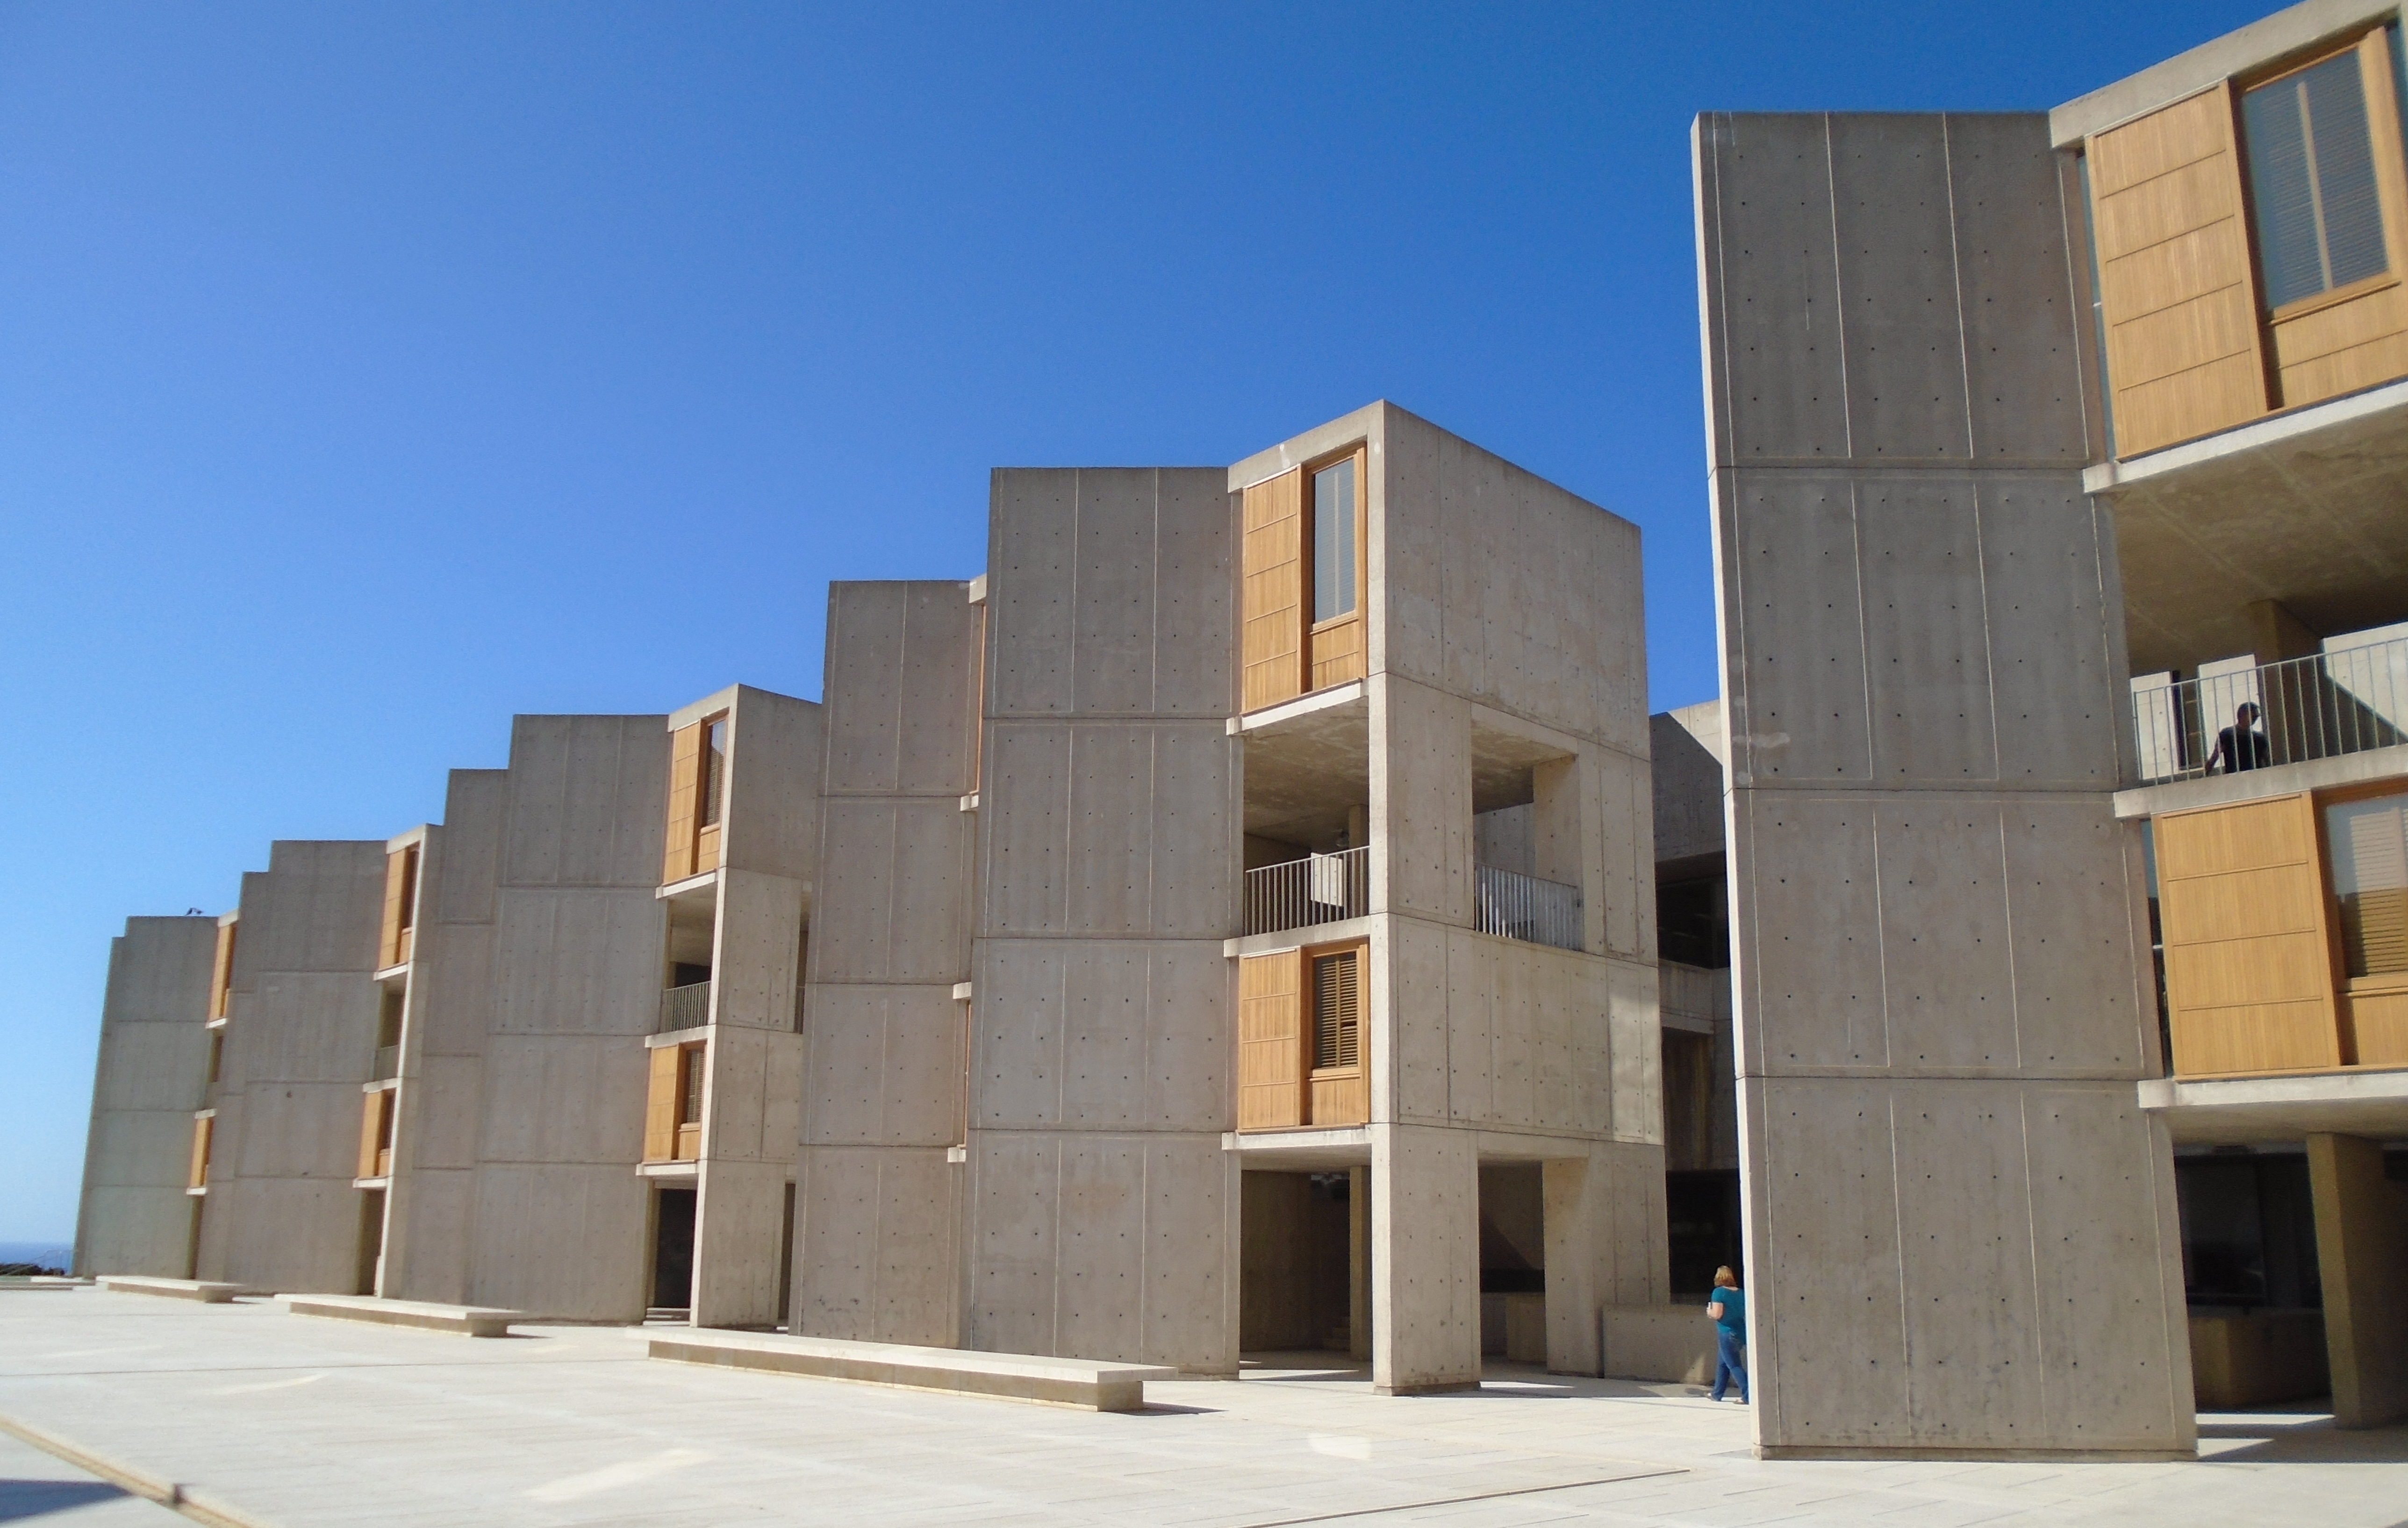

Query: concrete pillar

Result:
[1371,1124,1479,1393]
[1348,1165,1371,1361]
[2307,1133,2408,1428]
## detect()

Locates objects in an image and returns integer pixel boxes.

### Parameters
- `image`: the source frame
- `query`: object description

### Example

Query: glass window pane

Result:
[2246,51,2389,309]
[1313,459,1356,622]
[2327,793,2408,977]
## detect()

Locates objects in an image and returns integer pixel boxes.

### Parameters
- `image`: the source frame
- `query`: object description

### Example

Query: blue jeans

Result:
[1711,1327,1748,1401]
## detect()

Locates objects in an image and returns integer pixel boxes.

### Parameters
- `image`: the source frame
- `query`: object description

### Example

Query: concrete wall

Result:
[74,916,218,1277]
[1696,111,2194,1457]
[1652,702,1725,868]
[795,582,981,1344]
[964,466,1242,1374]
[196,842,387,1293]
[693,685,820,1328]
[381,773,507,1307]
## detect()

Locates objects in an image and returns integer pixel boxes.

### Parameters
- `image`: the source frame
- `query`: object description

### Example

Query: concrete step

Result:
[99,1276,245,1303]
[287,1294,522,1337]
[650,1329,1176,1412]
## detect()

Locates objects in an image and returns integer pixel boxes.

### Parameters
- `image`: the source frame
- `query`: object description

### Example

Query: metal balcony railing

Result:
[2133,636,2408,785]
[1242,846,1369,936]
[1475,864,1584,951]
[659,979,712,1034]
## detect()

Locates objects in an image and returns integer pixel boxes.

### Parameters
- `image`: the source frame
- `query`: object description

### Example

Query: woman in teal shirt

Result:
[1707,1266,1747,1403]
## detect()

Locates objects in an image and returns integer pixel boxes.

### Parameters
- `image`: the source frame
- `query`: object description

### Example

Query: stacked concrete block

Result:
[1694,111,2193,1457]
[964,467,1243,1375]
[73,916,219,1277]
[794,582,982,1345]
[196,841,387,1294]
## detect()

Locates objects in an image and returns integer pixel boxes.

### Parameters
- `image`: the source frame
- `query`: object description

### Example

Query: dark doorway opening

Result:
[354,1188,387,1296]
[1667,1169,1741,1297]
[1239,1170,1358,1357]
[652,1186,697,1311]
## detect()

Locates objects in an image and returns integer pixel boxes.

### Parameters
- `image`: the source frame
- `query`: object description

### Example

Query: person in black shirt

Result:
[2206,701,2270,773]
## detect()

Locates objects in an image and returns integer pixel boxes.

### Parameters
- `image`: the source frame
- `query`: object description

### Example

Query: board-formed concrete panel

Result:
[1698,108,2194,1457]
[75,917,216,1278]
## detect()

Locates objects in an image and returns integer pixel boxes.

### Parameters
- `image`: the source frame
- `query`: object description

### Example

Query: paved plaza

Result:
[2,1289,2404,1527]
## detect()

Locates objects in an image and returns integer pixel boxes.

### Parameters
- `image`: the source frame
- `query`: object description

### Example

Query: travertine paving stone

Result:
[3,1292,2404,1527]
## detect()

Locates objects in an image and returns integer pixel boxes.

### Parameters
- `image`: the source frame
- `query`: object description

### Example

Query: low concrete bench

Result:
[287,1294,521,1337]
[650,1330,1176,1412]
[99,1276,245,1303]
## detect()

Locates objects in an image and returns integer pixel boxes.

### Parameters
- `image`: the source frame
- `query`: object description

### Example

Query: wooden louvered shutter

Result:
[1313,949,1359,1070]
[1241,470,1306,712]
[2088,84,2270,456]
[189,1115,212,1190]
[357,1093,386,1180]
[2157,793,2338,1075]
[2335,795,2408,977]
[378,849,410,968]
[1239,950,1304,1130]
[663,723,702,883]
[644,1043,681,1162]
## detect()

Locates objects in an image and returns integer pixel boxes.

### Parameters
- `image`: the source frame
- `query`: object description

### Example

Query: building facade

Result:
[1695,0,2408,1455]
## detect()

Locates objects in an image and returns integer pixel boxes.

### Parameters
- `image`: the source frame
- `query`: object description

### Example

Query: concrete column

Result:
[1348,1165,1371,1361]
[1371,1123,1480,1393]
[2307,1133,2408,1428]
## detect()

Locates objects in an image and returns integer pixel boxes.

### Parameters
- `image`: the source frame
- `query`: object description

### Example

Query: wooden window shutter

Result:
[1312,949,1360,1070]
[1240,469,1306,712]
[2332,794,2408,977]
[210,921,237,1021]
[644,1043,681,1162]
[1238,950,1305,1130]
[357,1093,387,1180]
[2157,793,2340,1075]
[378,850,411,968]
[2087,85,2270,456]
[189,1116,212,1190]
[663,723,703,884]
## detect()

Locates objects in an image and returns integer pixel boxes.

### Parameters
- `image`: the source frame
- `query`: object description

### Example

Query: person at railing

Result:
[2205,701,2270,774]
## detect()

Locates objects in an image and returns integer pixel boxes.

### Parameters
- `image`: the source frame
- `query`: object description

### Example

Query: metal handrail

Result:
[659,979,712,1034]
[1475,864,1583,951]
[2133,636,2408,785]
[1242,846,1369,935]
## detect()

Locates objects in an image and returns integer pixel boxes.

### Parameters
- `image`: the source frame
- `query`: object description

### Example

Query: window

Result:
[699,717,730,828]
[2329,792,2408,978]
[396,845,419,937]
[1312,457,1357,623]
[1312,948,1360,1071]
[2244,46,2391,309]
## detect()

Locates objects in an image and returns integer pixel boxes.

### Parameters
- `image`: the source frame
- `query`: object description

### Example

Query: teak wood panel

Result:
[1304,938,1369,1127]
[1238,950,1305,1131]
[188,1116,212,1190]
[2089,84,2269,456]
[209,921,237,1021]
[2158,793,2341,1075]
[356,1092,388,1181]
[643,1042,681,1162]
[1310,614,1364,693]
[2346,985,2408,1067]
[377,847,416,969]
[662,722,702,884]
[1241,470,1306,712]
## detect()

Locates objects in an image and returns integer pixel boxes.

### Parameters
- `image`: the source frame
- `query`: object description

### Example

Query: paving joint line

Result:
[0,1409,269,1528]
[1212,1466,1689,1527]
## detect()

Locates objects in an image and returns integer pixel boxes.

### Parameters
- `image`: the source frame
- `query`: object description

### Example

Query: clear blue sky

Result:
[1,0,2268,1241]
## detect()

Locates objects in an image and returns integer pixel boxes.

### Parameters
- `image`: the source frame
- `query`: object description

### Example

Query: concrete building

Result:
[72,916,219,1278]
[790,404,1666,1392]
[1694,0,2408,1456]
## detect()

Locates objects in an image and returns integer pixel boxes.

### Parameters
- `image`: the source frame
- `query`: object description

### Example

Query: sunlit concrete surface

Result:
[5,1290,2407,1527]
[0,1427,185,1525]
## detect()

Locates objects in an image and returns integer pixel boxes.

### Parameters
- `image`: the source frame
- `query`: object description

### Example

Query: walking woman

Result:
[1706,1266,1747,1404]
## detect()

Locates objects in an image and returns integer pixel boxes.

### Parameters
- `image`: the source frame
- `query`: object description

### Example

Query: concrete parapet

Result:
[1600,1304,1717,1385]
[649,1329,1175,1412]
[286,1294,520,1337]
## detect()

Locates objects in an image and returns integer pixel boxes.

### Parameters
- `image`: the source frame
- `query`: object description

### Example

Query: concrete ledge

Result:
[100,1276,245,1303]
[649,1330,1175,1412]
[1758,1444,2197,1462]
[287,1294,521,1337]
[1601,1304,1718,1384]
